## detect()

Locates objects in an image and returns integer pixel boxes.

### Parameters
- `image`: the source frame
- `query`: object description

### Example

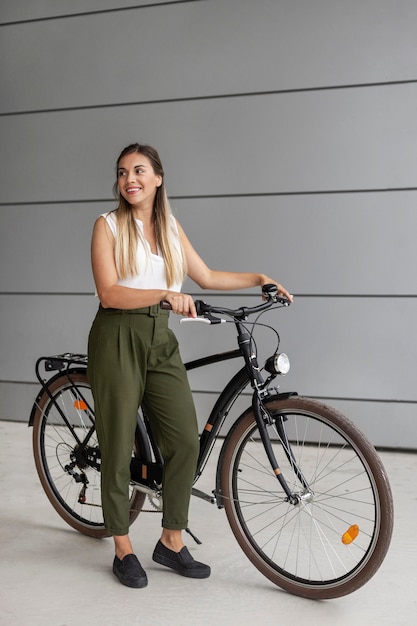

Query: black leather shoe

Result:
[112,554,148,588]
[152,540,211,579]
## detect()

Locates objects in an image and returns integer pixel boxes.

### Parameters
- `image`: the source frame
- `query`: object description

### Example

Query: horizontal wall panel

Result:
[0,202,104,293]
[323,398,417,450]
[0,0,170,24]
[0,382,39,423]
[2,294,414,403]
[2,192,415,295]
[1,84,417,204]
[2,1,417,112]
[3,383,415,451]
[176,192,417,296]
[0,295,98,382]
[191,393,417,450]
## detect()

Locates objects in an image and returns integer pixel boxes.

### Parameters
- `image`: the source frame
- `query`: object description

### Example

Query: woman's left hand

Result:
[262,279,293,303]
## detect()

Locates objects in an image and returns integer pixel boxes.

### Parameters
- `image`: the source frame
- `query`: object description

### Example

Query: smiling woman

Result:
[109,144,184,288]
[117,156,162,222]
[86,141,292,588]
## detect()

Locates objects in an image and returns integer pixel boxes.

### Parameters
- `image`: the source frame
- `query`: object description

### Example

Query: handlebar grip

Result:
[160,299,209,315]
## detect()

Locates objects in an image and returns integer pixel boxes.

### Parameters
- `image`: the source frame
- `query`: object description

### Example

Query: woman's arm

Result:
[91,215,292,317]
[178,221,293,302]
[91,216,196,313]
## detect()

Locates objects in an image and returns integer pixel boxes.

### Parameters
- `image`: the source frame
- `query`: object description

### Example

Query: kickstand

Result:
[185,527,202,545]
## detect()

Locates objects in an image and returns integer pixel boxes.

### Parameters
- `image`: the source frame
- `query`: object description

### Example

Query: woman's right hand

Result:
[164,292,197,318]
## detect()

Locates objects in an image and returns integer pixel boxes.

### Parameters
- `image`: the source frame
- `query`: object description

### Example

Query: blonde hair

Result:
[111,143,186,288]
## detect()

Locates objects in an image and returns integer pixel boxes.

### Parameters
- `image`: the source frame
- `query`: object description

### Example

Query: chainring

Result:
[147,490,163,512]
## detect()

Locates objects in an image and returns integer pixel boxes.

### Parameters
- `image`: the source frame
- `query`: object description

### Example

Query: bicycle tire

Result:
[219,395,393,599]
[32,371,145,538]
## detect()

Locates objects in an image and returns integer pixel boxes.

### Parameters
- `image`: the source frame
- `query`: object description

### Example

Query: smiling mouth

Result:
[126,187,142,193]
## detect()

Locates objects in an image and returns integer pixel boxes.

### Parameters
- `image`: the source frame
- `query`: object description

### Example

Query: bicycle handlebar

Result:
[160,284,291,322]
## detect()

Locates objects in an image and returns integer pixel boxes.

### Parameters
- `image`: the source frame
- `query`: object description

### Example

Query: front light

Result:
[264,352,290,375]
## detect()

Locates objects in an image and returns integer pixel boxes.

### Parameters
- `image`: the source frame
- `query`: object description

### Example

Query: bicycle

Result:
[29,284,393,599]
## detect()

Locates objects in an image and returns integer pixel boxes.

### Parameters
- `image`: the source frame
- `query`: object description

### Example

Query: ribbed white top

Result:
[101,211,183,292]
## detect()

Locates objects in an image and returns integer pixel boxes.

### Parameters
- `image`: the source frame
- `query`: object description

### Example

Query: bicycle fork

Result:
[252,392,313,505]
[237,324,311,505]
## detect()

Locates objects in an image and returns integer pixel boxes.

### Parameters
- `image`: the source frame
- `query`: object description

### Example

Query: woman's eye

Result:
[117,170,126,177]
[136,168,144,174]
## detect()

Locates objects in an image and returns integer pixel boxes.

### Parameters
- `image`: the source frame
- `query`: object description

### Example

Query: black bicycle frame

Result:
[140,318,299,505]
[139,348,249,482]
[30,342,300,505]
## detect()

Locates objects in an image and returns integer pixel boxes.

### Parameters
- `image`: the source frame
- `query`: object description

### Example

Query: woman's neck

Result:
[131,205,153,225]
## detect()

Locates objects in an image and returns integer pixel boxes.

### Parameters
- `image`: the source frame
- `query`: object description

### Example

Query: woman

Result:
[87,143,292,588]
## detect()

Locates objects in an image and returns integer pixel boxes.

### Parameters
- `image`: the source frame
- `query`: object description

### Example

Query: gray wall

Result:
[1,0,416,449]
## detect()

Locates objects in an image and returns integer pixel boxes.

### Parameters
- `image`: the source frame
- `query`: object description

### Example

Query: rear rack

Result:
[43,353,88,372]
[35,353,88,386]
[30,354,90,429]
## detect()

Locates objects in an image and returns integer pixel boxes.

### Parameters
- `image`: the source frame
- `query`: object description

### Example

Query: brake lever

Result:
[180,316,225,325]
[161,299,224,324]
[193,300,224,324]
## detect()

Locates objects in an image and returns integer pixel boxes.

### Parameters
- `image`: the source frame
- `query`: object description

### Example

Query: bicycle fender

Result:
[28,367,88,427]
[28,394,42,427]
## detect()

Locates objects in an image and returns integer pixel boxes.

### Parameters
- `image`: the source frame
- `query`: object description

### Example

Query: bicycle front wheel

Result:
[219,395,393,599]
[32,370,145,538]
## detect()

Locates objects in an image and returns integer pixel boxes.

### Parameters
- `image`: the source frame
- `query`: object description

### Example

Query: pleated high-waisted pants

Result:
[87,305,199,536]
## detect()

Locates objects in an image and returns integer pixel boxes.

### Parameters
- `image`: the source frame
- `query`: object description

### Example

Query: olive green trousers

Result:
[87,305,199,536]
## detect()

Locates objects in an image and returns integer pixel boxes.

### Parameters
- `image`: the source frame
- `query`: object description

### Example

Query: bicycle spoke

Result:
[32,371,145,537]
[220,396,392,598]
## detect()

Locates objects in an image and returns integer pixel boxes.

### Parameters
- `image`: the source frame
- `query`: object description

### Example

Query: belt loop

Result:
[149,304,159,317]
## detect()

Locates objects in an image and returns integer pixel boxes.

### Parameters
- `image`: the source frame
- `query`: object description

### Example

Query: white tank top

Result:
[101,212,183,292]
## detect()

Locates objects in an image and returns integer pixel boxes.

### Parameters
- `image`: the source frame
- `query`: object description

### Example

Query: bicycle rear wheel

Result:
[219,395,393,599]
[32,370,145,538]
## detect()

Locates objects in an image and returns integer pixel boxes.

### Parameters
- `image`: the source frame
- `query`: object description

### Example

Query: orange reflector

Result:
[74,400,88,411]
[342,524,359,545]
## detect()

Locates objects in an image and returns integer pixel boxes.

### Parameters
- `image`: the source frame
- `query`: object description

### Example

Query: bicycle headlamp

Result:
[264,353,290,375]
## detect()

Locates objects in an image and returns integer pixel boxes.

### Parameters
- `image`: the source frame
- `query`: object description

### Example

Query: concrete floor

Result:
[0,419,416,626]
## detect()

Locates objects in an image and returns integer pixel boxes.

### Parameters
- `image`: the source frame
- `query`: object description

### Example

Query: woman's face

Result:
[117,152,162,209]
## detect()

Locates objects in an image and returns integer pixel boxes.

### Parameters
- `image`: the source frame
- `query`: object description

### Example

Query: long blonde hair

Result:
[111,143,186,288]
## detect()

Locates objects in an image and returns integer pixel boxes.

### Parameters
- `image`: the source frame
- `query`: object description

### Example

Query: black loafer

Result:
[152,540,211,579]
[113,554,148,588]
